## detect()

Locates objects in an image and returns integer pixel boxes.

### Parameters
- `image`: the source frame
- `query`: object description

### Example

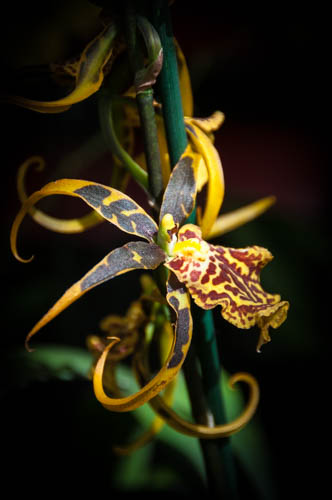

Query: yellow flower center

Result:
[172,239,208,261]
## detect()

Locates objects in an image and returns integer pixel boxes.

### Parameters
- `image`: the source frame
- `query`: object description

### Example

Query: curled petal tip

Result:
[228,371,258,389]
[24,339,34,353]
[16,254,34,264]
[106,336,121,343]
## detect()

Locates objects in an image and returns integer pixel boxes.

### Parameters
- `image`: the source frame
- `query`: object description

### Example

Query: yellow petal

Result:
[17,156,103,233]
[185,122,225,238]
[5,22,118,113]
[24,241,164,350]
[174,39,194,117]
[188,111,225,135]
[207,196,276,240]
[93,273,192,412]
[136,361,260,438]
[11,178,159,262]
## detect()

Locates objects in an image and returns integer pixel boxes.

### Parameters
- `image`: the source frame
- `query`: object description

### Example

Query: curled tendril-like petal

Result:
[135,353,259,438]
[17,156,103,233]
[11,178,159,263]
[5,22,118,113]
[93,273,192,412]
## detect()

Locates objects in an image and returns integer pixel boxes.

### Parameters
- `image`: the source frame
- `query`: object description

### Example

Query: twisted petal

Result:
[93,273,192,412]
[187,111,225,136]
[17,156,103,233]
[165,224,289,351]
[135,360,259,438]
[11,179,159,262]
[25,241,165,350]
[185,122,225,238]
[5,22,118,113]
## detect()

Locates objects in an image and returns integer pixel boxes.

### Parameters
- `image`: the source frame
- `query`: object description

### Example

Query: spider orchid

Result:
[10,116,289,413]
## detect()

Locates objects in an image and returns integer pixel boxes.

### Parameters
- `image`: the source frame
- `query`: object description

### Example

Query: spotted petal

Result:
[159,143,201,228]
[93,273,192,411]
[11,179,159,262]
[6,22,118,113]
[165,224,289,351]
[24,241,165,350]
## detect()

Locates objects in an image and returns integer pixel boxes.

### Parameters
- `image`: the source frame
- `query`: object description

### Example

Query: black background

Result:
[1,1,329,498]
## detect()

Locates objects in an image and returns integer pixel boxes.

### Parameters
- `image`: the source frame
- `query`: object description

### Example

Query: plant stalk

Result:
[124,1,164,203]
[150,1,238,497]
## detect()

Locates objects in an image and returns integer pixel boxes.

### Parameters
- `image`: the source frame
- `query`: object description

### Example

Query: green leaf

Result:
[14,344,93,382]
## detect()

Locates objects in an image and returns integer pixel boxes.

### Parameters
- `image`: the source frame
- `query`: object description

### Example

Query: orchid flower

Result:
[10,113,289,413]
[86,274,259,452]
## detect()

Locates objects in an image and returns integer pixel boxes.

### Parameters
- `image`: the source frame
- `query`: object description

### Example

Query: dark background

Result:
[1,1,329,498]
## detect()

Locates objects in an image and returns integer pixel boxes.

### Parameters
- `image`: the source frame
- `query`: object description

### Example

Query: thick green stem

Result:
[150,1,238,497]
[151,0,187,166]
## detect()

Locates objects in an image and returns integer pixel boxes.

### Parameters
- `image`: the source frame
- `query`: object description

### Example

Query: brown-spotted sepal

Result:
[165,224,289,351]
[11,179,159,262]
[25,241,165,350]
[165,273,193,369]
[159,143,200,228]
[92,271,192,412]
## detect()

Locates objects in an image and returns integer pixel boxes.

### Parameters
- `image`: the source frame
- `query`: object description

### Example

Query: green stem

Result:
[150,2,238,497]
[151,0,187,166]
[98,92,149,189]
[125,1,164,202]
